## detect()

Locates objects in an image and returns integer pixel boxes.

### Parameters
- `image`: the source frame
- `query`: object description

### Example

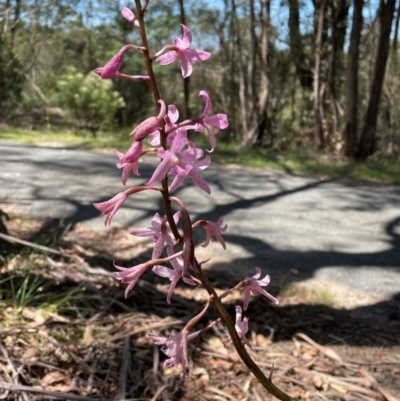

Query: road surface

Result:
[1,143,400,306]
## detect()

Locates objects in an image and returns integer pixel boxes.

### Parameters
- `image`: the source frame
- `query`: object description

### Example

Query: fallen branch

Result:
[0,381,111,401]
[0,232,63,255]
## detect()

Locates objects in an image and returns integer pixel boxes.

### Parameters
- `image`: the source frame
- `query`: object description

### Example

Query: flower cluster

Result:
[92,2,279,383]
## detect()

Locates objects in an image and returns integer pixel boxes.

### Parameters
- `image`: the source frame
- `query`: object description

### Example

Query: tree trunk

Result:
[239,0,270,149]
[288,0,313,88]
[247,0,256,100]
[313,0,327,150]
[343,0,363,157]
[232,0,249,137]
[357,0,396,161]
[327,0,349,145]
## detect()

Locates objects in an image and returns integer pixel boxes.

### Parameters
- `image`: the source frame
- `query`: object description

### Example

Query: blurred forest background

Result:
[0,0,399,161]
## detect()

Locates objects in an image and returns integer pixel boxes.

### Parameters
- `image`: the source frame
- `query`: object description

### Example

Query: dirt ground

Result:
[0,211,399,401]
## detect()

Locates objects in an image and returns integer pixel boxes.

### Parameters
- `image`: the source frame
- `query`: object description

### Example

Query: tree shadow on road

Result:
[2,145,400,351]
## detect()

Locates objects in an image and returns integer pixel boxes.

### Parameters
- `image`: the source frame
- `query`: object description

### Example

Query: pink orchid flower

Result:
[193,91,229,152]
[200,218,228,250]
[113,262,148,298]
[96,53,124,79]
[152,247,196,304]
[130,212,180,259]
[155,24,211,78]
[235,306,251,346]
[95,45,147,80]
[114,141,142,185]
[225,306,250,347]
[147,134,211,194]
[130,99,166,141]
[93,191,128,226]
[243,267,279,311]
[121,7,140,27]
[148,330,190,372]
[147,104,182,147]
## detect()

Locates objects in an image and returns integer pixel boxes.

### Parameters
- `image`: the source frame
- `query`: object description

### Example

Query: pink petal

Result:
[194,155,211,170]
[204,126,216,152]
[152,235,165,259]
[121,7,136,23]
[257,288,279,304]
[121,163,139,185]
[166,277,180,304]
[243,287,251,311]
[147,130,161,146]
[180,53,193,78]
[258,274,271,286]
[167,104,179,124]
[182,276,196,286]
[152,265,173,278]
[100,54,123,79]
[184,49,211,63]
[157,51,178,65]
[199,90,212,118]
[180,24,192,49]
[252,267,262,280]
[170,131,188,153]
[130,227,155,236]
[189,171,211,194]
[205,114,229,129]
[169,174,185,193]
[146,157,172,186]
[121,141,142,163]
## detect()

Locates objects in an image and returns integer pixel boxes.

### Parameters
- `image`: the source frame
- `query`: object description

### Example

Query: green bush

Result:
[54,67,125,134]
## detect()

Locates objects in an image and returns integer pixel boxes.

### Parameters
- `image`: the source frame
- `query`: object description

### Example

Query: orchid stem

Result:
[132,3,296,400]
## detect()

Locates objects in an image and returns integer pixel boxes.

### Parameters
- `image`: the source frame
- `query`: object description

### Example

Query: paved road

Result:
[1,143,400,305]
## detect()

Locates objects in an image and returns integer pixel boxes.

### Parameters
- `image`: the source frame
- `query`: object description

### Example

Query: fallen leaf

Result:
[40,371,67,386]
[330,382,347,394]
[22,346,37,359]
[81,325,94,346]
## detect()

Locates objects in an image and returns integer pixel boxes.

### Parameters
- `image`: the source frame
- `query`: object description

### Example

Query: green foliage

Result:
[54,67,125,132]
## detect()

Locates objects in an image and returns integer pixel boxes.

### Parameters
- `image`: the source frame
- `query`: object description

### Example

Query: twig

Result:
[86,359,98,394]
[117,336,131,400]
[293,332,343,363]
[150,384,169,401]
[358,366,399,401]
[0,232,63,255]
[251,387,264,401]
[0,381,112,401]
[207,386,237,400]
[70,347,94,391]
[108,318,185,342]
[0,343,30,401]
[37,331,92,374]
